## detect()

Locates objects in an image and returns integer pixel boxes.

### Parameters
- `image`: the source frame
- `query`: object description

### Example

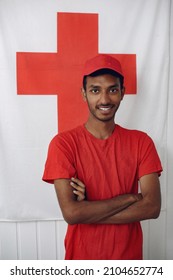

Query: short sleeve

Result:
[138,134,163,179]
[42,135,76,184]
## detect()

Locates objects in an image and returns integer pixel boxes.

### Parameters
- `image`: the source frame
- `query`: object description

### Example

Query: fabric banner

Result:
[0,0,171,220]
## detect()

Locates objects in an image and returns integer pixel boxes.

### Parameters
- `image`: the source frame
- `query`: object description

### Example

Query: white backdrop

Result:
[0,0,171,226]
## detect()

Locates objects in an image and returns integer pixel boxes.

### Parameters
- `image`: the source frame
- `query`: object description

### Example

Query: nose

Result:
[99,91,111,104]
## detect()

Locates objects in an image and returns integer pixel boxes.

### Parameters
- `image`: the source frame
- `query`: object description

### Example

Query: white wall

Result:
[0,220,67,260]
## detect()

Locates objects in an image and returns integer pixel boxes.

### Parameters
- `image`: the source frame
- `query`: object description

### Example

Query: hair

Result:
[82,68,124,91]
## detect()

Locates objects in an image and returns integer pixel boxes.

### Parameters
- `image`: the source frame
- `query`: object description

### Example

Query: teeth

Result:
[99,107,111,111]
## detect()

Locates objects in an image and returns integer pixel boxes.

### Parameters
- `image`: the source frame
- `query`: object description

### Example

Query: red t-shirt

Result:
[42,124,162,260]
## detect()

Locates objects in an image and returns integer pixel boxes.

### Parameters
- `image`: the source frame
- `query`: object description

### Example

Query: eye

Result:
[90,88,99,94]
[110,88,119,94]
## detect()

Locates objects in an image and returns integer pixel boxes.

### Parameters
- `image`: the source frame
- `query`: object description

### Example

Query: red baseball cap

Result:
[83,54,124,77]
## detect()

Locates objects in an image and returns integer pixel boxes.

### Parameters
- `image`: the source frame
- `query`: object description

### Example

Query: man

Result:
[42,54,162,260]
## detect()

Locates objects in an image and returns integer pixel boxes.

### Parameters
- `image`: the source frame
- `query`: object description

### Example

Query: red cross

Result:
[17,13,136,132]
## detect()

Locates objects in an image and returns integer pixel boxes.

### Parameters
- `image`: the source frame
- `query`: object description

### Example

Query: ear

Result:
[81,87,87,101]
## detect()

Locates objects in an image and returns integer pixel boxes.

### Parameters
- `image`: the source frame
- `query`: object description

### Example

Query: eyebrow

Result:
[88,83,120,89]
[109,84,120,88]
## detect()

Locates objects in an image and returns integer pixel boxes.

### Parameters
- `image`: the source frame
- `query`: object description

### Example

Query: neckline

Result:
[81,123,118,142]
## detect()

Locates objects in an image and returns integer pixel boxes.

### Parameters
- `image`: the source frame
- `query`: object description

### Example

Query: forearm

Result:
[56,173,161,225]
[67,194,142,224]
[98,196,161,224]
[55,179,138,224]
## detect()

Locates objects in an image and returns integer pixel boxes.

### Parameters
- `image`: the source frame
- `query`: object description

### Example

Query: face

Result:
[82,74,124,123]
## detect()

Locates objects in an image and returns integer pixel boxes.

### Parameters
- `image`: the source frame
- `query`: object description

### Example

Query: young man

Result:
[42,54,162,260]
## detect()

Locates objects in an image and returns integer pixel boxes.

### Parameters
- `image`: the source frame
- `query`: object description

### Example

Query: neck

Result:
[85,117,116,140]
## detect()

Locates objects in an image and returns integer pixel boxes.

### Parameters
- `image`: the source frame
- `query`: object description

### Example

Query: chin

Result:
[96,115,115,122]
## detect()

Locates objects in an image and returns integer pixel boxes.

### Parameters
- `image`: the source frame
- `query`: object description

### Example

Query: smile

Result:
[98,105,113,111]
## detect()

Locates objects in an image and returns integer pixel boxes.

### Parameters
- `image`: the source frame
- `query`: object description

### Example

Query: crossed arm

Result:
[54,173,161,225]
